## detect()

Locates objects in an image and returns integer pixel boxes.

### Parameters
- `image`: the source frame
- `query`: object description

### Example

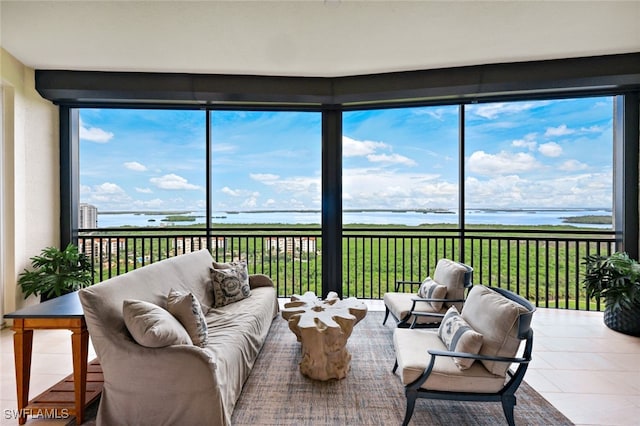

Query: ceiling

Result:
[1,1,639,78]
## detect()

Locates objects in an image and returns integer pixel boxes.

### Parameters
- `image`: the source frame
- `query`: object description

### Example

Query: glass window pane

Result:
[464,97,613,228]
[79,109,206,228]
[343,106,460,226]
[210,111,321,225]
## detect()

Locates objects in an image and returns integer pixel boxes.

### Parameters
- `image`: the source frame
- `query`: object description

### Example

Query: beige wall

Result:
[1,47,59,321]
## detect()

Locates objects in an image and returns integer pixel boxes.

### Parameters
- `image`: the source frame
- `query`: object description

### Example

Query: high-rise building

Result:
[79,203,98,229]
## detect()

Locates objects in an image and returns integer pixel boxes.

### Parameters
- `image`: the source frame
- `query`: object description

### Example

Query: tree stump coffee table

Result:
[281,291,368,381]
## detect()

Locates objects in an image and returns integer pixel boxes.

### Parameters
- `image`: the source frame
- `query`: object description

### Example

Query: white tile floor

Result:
[1,305,639,425]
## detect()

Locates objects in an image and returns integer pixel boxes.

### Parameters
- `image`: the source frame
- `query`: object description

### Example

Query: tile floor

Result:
[1,303,639,425]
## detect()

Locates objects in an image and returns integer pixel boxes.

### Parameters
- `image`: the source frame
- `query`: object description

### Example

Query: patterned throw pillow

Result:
[417,277,448,310]
[437,306,483,370]
[167,288,208,347]
[122,299,193,348]
[210,261,251,307]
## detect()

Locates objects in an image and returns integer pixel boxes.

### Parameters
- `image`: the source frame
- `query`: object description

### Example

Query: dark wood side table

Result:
[4,291,97,425]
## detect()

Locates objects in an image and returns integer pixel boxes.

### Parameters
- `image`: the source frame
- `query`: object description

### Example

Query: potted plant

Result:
[17,243,94,302]
[583,251,640,336]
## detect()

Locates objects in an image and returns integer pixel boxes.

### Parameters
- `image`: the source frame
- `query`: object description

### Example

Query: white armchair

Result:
[392,285,536,426]
[383,259,473,328]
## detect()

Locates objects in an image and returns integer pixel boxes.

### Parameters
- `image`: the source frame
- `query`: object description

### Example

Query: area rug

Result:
[231,311,573,426]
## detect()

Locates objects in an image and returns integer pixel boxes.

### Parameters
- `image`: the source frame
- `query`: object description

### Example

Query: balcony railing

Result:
[78,226,616,311]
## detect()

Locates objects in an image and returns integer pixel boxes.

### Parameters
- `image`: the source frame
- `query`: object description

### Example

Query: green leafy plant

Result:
[583,252,640,311]
[17,243,93,300]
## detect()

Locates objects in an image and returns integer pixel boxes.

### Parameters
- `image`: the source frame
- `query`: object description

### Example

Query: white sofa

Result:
[79,249,279,426]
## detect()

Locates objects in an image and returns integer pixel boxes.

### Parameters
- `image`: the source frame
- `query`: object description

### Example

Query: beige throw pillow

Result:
[438,306,483,370]
[123,299,192,348]
[210,261,251,307]
[167,288,208,347]
[417,277,448,310]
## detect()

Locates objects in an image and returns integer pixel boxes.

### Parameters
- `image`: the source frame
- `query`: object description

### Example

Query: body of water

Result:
[95,209,612,229]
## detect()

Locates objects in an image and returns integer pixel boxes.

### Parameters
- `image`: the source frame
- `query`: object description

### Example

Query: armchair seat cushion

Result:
[383,292,445,325]
[394,328,505,393]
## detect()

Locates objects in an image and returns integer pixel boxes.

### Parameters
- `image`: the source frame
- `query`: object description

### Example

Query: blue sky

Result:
[79,96,612,212]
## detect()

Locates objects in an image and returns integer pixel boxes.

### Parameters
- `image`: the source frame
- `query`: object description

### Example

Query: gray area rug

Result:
[231,311,574,426]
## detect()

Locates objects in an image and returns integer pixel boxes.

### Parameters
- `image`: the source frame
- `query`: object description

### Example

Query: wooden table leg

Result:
[70,323,89,424]
[12,319,33,425]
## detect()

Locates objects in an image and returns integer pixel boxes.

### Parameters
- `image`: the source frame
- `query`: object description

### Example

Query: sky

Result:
[79,96,613,212]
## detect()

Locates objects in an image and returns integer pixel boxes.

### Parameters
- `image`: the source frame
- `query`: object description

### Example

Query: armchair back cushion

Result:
[433,259,470,309]
[461,285,529,376]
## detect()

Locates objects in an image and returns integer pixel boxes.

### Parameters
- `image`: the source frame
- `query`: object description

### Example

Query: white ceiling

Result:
[1,0,639,77]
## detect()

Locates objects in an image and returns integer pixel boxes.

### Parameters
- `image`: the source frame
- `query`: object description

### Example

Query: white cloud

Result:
[250,173,280,183]
[343,167,455,210]
[124,161,148,172]
[149,174,200,190]
[222,186,241,196]
[545,124,574,137]
[468,151,540,175]
[469,102,541,119]
[133,198,165,209]
[465,171,612,208]
[512,133,537,151]
[79,119,114,143]
[135,187,153,194]
[343,136,388,157]
[95,182,126,194]
[367,153,417,167]
[558,159,588,171]
[81,182,133,209]
[538,142,563,157]
[211,143,237,153]
[580,125,604,133]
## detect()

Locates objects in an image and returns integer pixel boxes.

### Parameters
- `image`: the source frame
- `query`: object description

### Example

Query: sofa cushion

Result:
[167,288,208,347]
[417,277,448,310]
[210,262,251,307]
[461,285,529,376]
[438,306,483,369]
[123,299,192,348]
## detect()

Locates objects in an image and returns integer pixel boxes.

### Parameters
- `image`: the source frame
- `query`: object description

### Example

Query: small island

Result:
[562,215,612,225]
[162,215,197,222]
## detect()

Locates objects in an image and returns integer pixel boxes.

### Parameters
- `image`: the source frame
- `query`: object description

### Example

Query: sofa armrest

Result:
[249,274,274,289]
[95,331,219,394]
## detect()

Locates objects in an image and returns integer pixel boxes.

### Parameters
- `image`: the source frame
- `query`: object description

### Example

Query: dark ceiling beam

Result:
[36,53,640,106]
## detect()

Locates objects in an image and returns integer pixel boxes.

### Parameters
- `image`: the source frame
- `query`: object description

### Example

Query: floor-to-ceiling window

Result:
[74,96,617,304]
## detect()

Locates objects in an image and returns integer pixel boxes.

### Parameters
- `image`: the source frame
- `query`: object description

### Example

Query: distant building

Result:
[79,203,98,229]
[266,237,316,254]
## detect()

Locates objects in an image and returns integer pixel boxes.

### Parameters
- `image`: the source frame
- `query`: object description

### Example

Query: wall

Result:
[1,47,59,321]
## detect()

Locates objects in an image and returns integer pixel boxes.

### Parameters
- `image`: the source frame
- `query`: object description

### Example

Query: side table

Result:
[281,291,367,380]
[4,291,100,425]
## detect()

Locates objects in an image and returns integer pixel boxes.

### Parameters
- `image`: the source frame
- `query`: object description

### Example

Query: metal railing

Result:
[78,226,616,311]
